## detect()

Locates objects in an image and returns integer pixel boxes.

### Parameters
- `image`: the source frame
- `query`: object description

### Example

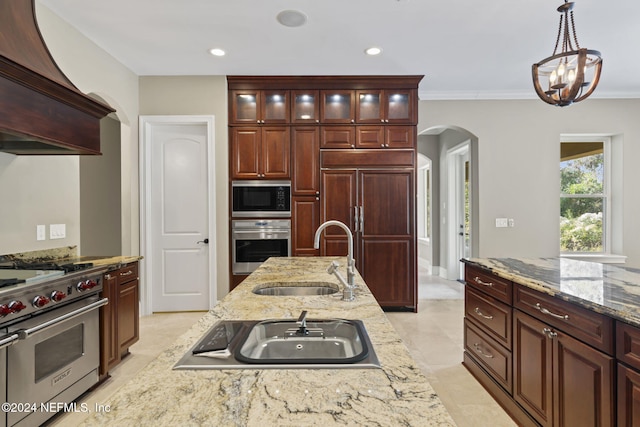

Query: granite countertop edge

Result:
[463,257,640,328]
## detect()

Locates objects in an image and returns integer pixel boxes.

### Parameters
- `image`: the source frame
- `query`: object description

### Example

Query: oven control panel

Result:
[0,270,104,324]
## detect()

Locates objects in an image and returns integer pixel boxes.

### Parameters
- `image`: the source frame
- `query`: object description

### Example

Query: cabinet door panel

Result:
[231,128,260,178]
[385,126,414,148]
[554,331,614,427]
[465,287,512,347]
[261,127,290,178]
[359,170,413,237]
[465,318,512,393]
[292,197,320,256]
[355,126,385,148]
[320,170,357,257]
[292,127,319,195]
[618,364,640,427]
[360,239,412,306]
[320,126,355,149]
[118,280,139,353]
[514,311,553,427]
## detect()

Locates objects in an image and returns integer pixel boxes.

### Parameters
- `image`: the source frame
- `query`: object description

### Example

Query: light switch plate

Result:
[50,223,66,239]
[495,218,508,228]
[36,225,46,241]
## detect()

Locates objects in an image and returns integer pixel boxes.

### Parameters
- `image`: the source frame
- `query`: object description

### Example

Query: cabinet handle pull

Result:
[354,206,359,231]
[535,303,569,320]
[473,343,494,358]
[105,274,112,280]
[120,270,134,277]
[542,327,558,339]
[473,277,493,287]
[359,206,364,233]
[474,307,494,320]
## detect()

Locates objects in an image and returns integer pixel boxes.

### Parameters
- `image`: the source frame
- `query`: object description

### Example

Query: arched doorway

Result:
[417,125,479,283]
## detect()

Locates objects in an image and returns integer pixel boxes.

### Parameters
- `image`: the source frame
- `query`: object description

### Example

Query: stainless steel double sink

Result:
[173,317,380,370]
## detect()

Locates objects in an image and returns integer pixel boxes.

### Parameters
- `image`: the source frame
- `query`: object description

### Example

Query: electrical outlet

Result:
[50,223,66,239]
[508,218,515,227]
[36,225,46,241]
[495,218,508,228]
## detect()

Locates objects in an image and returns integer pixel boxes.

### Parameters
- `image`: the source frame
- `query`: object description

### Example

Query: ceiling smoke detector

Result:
[276,10,308,28]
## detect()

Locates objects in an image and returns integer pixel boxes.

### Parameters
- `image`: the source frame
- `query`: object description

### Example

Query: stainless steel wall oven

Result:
[232,220,291,274]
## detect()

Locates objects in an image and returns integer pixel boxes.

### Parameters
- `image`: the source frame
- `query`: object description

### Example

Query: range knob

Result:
[32,295,51,308]
[50,290,67,302]
[0,304,11,317]
[8,300,26,313]
[76,279,97,292]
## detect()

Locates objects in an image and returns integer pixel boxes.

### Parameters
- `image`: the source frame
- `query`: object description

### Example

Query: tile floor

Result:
[50,274,517,426]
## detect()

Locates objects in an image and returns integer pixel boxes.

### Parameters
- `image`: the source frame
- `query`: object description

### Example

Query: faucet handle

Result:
[327,260,340,274]
[296,310,308,327]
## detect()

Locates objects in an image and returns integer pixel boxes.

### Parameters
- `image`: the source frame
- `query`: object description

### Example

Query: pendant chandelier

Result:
[532,1,602,107]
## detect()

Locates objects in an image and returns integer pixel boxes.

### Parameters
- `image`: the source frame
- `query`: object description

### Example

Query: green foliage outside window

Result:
[560,149,604,252]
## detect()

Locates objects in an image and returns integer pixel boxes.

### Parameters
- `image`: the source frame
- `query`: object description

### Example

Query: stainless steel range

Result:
[0,261,108,427]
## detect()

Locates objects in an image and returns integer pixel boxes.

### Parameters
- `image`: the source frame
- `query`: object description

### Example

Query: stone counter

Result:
[464,257,640,327]
[81,257,455,426]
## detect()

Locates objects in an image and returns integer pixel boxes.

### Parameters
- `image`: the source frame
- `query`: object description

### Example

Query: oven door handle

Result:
[16,298,109,340]
[0,333,19,349]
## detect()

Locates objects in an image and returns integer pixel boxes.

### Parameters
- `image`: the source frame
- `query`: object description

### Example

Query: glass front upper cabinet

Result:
[231,90,289,124]
[356,90,414,124]
[292,90,319,123]
[320,90,355,123]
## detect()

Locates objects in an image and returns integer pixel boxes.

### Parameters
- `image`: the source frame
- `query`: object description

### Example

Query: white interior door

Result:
[446,142,471,281]
[141,116,216,313]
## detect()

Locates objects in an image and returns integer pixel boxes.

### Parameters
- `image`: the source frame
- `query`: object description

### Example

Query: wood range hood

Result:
[0,0,114,155]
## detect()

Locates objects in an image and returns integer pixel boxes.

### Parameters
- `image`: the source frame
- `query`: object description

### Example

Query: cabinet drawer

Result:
[465,265,512,304]
[515,284,614,355]
[117,263,138,284]
[617,321,640,371]
[465,287,512,348]
[464,318,512,393]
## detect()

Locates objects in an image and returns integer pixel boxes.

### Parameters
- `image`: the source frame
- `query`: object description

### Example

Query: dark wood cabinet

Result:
[320,164,415,309]
[230,90,289,124]
[99,261,140,379]
[99,271,119,378]
[291,126,320,256]
[118,264,140,354]
[230,126,290,179]
[291,127,319,195]
[355,89,416,124]
[227,76,422,297]
[320,90,355,124]
[464,264,616,427]
[292,196,320,256]
[616,321,640,426]
[513,310,614,427]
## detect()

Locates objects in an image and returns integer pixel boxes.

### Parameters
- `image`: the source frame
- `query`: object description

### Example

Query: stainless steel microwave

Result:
[232,180,291,218]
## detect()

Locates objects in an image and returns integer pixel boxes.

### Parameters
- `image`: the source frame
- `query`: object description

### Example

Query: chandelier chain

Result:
[569,11,580,49]
[553,15,563,55]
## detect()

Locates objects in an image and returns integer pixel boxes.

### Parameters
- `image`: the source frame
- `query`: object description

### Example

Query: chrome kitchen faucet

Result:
[313,220,356,301]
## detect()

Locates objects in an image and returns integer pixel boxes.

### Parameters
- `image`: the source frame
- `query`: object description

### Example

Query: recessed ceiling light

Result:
[209,48,226,57]
[365,47,383,56]
[276,10,308,27]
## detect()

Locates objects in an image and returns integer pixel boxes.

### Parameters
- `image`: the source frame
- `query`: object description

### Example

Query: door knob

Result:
[197,238,209,244]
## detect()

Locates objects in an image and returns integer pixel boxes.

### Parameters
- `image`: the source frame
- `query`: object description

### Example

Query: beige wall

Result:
[138,76,230,297]
[418,99,640,267]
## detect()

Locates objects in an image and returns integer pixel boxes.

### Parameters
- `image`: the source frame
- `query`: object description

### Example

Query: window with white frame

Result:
[560,137,610,253]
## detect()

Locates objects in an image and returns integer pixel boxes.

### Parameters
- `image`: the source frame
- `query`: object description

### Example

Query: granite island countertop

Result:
[463,257,640,328]
[80,257,456,426]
